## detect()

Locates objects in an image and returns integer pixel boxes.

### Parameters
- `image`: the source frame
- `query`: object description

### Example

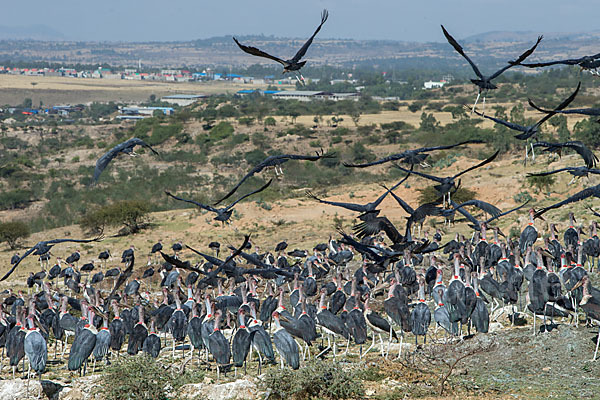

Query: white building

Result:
[161,94,208,106]
[271,91,359,102]
[424,80,446,89]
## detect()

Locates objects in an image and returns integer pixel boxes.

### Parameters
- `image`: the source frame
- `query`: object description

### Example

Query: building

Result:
[161,94,208,106]
[424,80,447,89]
[271,90,359,102]
[120,106,174,116]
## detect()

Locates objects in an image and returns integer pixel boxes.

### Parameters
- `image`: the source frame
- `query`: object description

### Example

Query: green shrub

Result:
[80,200,150,235]
[264,116,276,127]
[0,189,33,210]
[0,221,30,249]
[527,174,555,193]
[261,360,364,400]
[417,186,476,204]
[209,121,234,142]
[380,121,412,131]
[244,149,267,165]
[514,191,533,203]
[95,355,203,400]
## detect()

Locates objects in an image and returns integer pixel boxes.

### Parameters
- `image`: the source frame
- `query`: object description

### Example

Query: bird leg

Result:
[379,333,385,358]
[594,325,600,361]
[531,142,536,162]
[568,176,576,185]
[365,332,376,356]
[472,92,481,114]
[482,95,486,114]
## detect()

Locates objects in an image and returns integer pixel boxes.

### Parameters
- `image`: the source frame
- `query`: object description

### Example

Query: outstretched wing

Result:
[441,25,483,79]
[226,179,273,210]
[233,37,287,66]
[587,206,600,218]
[0,245,37,281]
[453,150,499,179]
[279,149,335,162]
[527,167,581,177]
[291,9,329,63]
[343,140,481,168]
[490,35,543,79]
[485,200,530,225]
[393,164,444,184]
[532,82,581,127]
[534,186,600,218]
[305,191,366,213]
[453,199,502,217]
[561,141,598,169]
[520,55,591,68]
[472,108,526,132]
[94,145,122,182]
[159,252,206,274]
[127,138,160,156]
[353,216,404,244]
[165,191,218,213]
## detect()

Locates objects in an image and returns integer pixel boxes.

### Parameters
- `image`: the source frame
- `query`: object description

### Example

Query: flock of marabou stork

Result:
[4,9,600,398]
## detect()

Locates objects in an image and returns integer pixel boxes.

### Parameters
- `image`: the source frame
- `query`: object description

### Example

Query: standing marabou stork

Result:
[93,313,111,371]
[207,310,231,379]
[68,306,97,376]
[232,309,252,373]
[528,250,549,335]
[411,277,432,344]
[272,311,299,370]
[143,318,161,358]
[24,314,47,398]
[364,297,397,358]
[520,209,539,254]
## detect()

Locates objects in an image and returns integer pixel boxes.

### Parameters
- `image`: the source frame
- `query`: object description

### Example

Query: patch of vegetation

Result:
[95,355,204,400]
[0,220,30,249]
[0,189,33,210]
[417,186,476,204]
[261,360,364,400]
[80,200,151,235]
[514,191,533,203]
[527,174,556,193]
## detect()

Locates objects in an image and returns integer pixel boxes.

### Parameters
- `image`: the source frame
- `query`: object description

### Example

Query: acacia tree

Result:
[0,221,30,249]
[81,200,150,235]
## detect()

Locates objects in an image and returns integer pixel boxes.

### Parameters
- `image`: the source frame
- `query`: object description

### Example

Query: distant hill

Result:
[0,24,65,41]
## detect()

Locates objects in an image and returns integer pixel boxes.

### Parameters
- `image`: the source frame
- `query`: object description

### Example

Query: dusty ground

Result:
[0,75,294,105]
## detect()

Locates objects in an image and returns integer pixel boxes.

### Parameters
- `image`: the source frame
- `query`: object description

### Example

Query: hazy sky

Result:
[4,0,600,42]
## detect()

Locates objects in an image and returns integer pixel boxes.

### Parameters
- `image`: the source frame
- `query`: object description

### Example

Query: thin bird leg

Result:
[594,325,600,361]
[364,331,376,356]
[531,142,536,162]
[397,331,403,359]
[379,333,385,357]
[472,91,481,114]
[568,176,576,185]
[482,95,486,114]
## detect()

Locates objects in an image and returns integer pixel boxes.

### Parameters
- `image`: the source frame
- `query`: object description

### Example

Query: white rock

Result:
[488,322,504,333]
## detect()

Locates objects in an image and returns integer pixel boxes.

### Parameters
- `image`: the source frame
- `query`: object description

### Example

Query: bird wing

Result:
[520,56,589,68]
[561,141,598,169]
[453,150,499,179]
[226,179,273,210]
[165,191,218,213]
[0,245,37,281]
[453,199,502,217]
[533,82,581,127]
[353,216,404,244]
[472,108,526,132]
[291,9,329,63]
[0,235,103,281]
[441,25,483,79]
[93,144,122,182]
[526,167,578,177]
[534,186,600,218]
[450,199,481,229]
[128,137,160,156]
[279,149,335,162]
[185,245,223,266]
[393,164,444,184]
[305,191,367,213]
[343,141,482,168]
[485,200,530,225]
[233,37,287,66]
[159,252,206,274]
[489,35,543,79]
[213,159,274,205]
[382,185,414,214]
[343,152,409,168]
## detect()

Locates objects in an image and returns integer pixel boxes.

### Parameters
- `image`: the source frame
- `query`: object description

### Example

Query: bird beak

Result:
[570,278,585,292]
